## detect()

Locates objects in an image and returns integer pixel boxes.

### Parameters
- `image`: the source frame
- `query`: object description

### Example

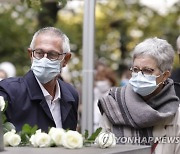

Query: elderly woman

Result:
[98,37,180,154]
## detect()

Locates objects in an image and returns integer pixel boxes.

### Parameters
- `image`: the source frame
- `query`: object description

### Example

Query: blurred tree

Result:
[0,0,179,84]
[0,4,37,76]
[55,0,180,84]
[38,2,59,28]
[21,0,67,10]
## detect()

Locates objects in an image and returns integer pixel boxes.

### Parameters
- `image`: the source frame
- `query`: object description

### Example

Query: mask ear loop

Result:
[159,71,169,85]
[156,71,164,86]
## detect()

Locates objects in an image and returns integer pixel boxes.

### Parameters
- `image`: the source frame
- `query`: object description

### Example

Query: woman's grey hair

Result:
[132,37,175,72]
[29,27,70,53]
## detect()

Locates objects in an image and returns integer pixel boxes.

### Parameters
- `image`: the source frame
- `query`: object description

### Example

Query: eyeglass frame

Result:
[129,66,157,76]
[32,49,67,61]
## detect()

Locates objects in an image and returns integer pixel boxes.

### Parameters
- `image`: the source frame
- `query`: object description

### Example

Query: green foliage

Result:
[83,127,102,146]
[3,122,16,133]
[21,0,67,10]
[55,0,180,85]
[19,124,38,145]
[0,4,37,75]
[0,0,179,85]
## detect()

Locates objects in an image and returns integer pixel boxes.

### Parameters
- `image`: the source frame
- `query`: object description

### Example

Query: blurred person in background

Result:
[0,61,16,79]
[94,62,117,130]
[0,27,79,132]
[98,38,180,154]
[118,63,132,87]
[0,69,7,81]
[171,35,180,98]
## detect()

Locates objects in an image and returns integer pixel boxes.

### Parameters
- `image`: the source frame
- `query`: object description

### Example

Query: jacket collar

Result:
[24,70,75,101]
[24,70,75,124]
[24,70,44,100]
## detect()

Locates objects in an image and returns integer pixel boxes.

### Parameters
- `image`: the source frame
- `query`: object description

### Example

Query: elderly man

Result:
[0,27,79,132]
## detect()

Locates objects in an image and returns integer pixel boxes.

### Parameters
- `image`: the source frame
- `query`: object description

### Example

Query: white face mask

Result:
[120,79,129,87]
[31,57,61,84]
[129,72,161,96]
[95,80,111,93]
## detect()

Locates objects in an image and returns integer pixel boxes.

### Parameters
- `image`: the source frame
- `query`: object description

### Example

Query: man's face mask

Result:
[129,72,162,96]
[31,57,61,84]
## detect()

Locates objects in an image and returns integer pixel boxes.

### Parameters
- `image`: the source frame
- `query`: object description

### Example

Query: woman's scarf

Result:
[98,78,179,145]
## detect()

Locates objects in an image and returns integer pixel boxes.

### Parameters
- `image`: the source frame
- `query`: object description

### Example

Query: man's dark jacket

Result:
[0,70,79,132]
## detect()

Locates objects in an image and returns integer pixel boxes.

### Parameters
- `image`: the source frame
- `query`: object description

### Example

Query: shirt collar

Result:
[35,77,61,101]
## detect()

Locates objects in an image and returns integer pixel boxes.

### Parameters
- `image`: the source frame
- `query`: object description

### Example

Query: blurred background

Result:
[0,0,180,86]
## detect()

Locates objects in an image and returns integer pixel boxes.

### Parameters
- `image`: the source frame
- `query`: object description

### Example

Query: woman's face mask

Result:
[31,57,62,84]
[129,72,162,96]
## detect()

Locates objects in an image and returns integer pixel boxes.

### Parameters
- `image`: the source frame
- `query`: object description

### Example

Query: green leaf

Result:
[21,124,38,135]
[3,122,16,133]
[19,124,38,146]
[87,127,102,141]
[19,132,30,146]
[84,129,89,140]
[30,125,38,134]
[21,124,32,134]
[2,113,7,123]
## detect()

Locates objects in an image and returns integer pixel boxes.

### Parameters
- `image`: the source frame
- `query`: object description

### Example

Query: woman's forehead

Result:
[133,56,158,68]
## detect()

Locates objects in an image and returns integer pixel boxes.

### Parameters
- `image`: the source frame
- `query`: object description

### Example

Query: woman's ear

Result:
[62,53,71,67]
[162,71,171,82]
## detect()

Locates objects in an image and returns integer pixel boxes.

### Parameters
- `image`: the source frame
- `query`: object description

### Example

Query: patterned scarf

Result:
[98,78,179,145]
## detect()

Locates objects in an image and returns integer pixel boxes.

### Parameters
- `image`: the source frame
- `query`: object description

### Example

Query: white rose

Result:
[30,135,38,147]
[4,129,21,147]
[95,131,116,148]
[7,134,21,147]
[48,127,65,146]
[30,129,51,148]
[0,96,5,111]
[62,130,83,149]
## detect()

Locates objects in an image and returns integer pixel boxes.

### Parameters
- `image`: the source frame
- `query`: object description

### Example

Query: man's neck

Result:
[42,78,57,99]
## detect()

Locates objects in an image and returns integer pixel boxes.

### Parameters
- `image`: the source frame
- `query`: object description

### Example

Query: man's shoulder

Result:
[0,76,23,86]
[0,71,33,86]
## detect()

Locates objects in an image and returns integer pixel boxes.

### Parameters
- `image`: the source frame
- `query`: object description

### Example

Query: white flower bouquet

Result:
[0,96,116,149]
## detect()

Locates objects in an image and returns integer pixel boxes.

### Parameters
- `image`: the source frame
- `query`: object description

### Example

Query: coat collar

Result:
[24,70,76,124]
[24,70,75,102]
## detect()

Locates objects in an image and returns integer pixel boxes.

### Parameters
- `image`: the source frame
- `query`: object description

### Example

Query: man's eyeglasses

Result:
[32,49,66,61]
[130,66,155,75]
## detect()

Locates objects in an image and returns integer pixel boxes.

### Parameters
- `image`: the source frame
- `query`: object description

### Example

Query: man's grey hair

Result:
[29,27,70,53]
[132,37,175,72]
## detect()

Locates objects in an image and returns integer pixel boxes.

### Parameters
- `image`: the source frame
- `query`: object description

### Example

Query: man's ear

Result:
[27,48,32,59]
[62,53,71,67]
